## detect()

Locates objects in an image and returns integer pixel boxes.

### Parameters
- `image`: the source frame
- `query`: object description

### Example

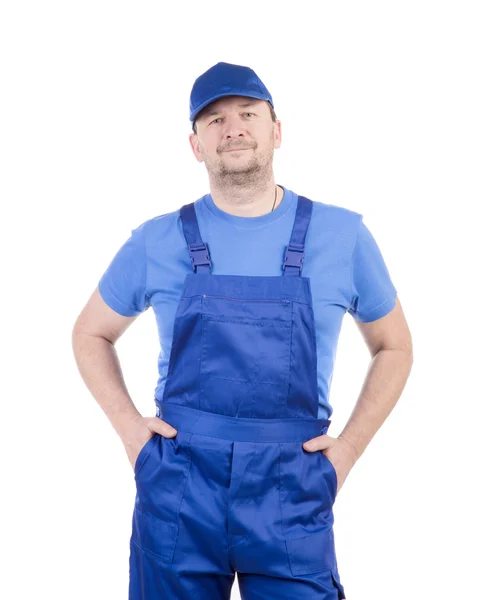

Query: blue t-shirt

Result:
[98,184,397,420]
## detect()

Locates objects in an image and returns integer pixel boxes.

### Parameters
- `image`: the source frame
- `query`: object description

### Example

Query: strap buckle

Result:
[188,242,212,272]
[283,243,305,272]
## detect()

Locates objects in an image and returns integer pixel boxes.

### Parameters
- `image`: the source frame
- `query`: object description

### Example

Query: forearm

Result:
[71,331,141,438]
[338,347,413,461]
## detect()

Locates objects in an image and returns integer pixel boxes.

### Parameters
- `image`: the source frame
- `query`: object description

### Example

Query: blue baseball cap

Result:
[189,61,274,125]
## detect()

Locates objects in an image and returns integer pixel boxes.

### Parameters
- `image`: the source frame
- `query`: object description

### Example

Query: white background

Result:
[1,1,482,598]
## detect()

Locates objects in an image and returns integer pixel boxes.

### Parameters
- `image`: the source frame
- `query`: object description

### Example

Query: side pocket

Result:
[285,527,337,576]
[319,450,338,499]
[131,506,178,563]
[284,527,347,597]
[133,434,158,478]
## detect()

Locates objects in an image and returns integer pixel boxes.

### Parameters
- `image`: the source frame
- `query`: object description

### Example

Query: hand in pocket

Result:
[121,415,178,470]
[302,433,359,496]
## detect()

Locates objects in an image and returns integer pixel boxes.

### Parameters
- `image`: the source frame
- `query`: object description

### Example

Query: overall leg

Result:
[237,569,345,600]
[229,440,346,600]
[129,431,236,599]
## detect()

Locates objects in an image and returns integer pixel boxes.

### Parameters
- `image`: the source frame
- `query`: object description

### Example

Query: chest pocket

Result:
[199,295,294,417]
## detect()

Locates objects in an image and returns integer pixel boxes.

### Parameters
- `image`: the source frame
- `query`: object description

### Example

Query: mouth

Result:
[224,147,251,152]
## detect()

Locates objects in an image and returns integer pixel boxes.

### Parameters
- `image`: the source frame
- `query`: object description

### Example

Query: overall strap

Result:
[283,195,313,276]
[179,203,212,274]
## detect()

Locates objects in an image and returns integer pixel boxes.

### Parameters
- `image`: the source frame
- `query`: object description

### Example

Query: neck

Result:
[208,179,283,218]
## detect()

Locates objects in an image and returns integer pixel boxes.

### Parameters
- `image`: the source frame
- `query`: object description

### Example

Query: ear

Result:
[189,133,204,163]
[273,120,282,149]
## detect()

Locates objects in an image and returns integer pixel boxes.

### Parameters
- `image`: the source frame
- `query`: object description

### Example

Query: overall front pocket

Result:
[319,450,338,499]
[279,442,337,539]
[134,430,193,552]
[133,434,158,478]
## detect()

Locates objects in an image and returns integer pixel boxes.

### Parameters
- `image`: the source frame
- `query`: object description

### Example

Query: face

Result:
[189,95,281,187]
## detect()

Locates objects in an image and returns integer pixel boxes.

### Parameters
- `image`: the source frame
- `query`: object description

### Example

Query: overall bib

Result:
[128,195,347,599]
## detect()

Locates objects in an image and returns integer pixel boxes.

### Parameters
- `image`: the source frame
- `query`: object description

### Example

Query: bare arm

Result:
[338,296,414,460]
[71,287,142,436]
[302,296,413,494]
[71,287,177,467]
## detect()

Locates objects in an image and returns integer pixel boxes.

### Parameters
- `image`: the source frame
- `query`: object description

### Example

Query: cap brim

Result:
[190,90,271,123]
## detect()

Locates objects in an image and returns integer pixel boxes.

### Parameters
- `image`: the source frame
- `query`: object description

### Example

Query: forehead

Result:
[199,96,264,119]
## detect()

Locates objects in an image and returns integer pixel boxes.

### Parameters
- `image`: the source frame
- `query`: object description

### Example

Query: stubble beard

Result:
[208,143,275,191]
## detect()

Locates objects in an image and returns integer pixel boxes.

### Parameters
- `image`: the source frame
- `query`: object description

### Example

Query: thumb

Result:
[303,433,334,452]
[148,416,178,438]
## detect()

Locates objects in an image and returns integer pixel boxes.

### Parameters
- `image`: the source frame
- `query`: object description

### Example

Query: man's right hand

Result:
[122,415,178,471]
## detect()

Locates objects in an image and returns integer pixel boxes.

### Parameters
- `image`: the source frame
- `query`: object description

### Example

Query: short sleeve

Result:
[97,221,150,317]
[348,217,397,322]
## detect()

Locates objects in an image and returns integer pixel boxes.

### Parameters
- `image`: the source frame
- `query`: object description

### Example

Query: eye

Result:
[209,112,255,125]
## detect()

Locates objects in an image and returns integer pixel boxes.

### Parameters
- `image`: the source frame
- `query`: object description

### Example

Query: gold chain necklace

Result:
[271,185,277,211]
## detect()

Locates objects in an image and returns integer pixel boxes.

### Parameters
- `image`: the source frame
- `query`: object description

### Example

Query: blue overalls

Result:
[128,195,347,599]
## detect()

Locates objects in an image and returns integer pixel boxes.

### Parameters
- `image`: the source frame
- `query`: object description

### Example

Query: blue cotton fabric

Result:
[128,195,348,598]
[98,184,397,420]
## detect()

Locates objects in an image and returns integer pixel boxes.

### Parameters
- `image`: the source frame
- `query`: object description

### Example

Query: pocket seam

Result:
[134,434,157,477]
[131,508,179,563]
[320,450,338,496]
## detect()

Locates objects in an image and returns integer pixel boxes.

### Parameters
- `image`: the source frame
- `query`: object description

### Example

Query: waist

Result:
[156,401,331,442]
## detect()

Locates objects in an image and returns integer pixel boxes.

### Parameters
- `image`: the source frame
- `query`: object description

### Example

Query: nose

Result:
[222,114,248,139]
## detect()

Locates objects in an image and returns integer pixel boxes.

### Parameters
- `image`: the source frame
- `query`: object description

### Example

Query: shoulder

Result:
[305,196,363,245]
[310,197,362,225]
[136,207,183,249]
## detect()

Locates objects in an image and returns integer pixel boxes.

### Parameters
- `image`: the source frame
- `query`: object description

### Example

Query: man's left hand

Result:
[302,435,359,496]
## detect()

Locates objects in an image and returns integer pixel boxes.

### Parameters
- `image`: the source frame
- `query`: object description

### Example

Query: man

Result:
[72,61,413,599]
